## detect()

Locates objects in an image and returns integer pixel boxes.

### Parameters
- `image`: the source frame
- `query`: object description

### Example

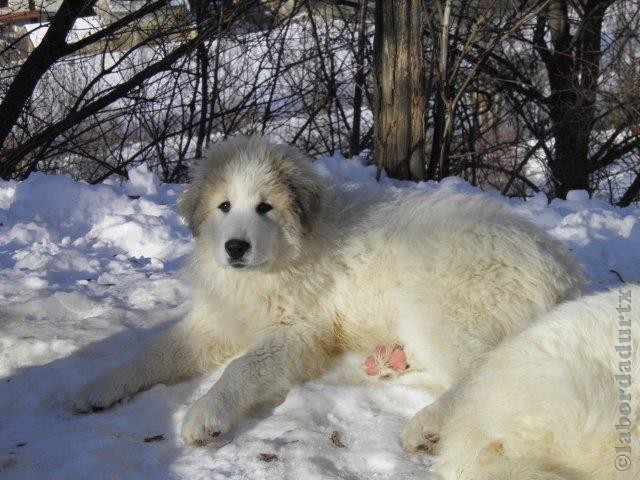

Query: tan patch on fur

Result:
[478,440,505,463]
[269,160,321,233]
[316,315,347,359]
[180,169,225,236]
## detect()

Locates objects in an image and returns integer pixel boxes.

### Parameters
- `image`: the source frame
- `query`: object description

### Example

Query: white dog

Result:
[73,136,585,447]
[405,286,639,479]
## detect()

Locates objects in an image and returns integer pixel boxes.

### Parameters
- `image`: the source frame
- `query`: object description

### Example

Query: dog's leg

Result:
[73,315,223,412]
[401,381,462,454]
[181,323,330,445]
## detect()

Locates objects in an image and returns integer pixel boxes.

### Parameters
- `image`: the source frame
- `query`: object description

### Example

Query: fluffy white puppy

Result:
[73,136,585,446]
[409,286,639,480]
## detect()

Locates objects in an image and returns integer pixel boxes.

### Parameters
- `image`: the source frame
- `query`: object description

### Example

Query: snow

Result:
[565,190,590,202]
[124,164,161,197]
[21,23,48,50]
[23,17,105,49]
[1,158,639,479]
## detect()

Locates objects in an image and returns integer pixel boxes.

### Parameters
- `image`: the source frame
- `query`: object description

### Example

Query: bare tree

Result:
[373,0,426,181]
[0,0,173,179]
[534,0,613,197]
[0,0,637,204]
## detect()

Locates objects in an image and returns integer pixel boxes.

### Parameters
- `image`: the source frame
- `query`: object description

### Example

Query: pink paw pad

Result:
[363,344,409,376]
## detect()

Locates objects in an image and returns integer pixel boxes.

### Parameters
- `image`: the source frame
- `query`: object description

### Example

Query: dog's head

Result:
[180,136,322,271]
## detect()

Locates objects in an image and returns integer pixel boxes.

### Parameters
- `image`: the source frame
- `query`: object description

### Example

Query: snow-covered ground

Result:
[1,157,639,479]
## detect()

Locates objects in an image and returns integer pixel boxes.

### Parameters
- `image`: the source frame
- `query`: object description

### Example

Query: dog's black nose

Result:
[225,239,251,260]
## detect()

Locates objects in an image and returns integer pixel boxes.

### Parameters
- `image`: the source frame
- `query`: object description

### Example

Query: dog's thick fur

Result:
[73,136,585,446]
[410,286,639,480]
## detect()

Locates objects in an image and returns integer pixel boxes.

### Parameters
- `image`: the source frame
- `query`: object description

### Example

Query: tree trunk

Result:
[435,0,452,180]
[548,105,592,197]
[618,172,640,207]
[347,0,368,158]
[194,0,210,159]
[536,0,612,198]
[373,0,426,181]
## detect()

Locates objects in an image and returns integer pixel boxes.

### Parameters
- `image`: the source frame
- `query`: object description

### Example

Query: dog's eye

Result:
[256,202,273,215]
[218,201,231,213]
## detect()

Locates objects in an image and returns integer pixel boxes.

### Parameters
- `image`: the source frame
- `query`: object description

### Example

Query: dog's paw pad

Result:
[362,344,409,377]
[415,432,440,452]
[424,432,440,443]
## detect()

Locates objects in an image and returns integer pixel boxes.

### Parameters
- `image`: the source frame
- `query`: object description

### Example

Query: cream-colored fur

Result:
[73,136,585,446]
[416,286,639,480]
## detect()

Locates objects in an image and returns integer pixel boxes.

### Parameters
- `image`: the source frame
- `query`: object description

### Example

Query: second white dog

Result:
[404,286,639,479]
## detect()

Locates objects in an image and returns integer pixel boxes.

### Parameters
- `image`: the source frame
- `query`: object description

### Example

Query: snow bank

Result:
[0,158,638,479]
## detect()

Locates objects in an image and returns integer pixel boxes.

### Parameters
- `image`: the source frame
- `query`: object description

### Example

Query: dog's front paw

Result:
[181,395,237,446]
[72,371,131,413]
[402,405,442,454]
[363,344,409,377]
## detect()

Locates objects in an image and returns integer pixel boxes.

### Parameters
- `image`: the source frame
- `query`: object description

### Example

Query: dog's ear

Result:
[286,175,322,232]
[270,143,323,232]
[179,183,203,236]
